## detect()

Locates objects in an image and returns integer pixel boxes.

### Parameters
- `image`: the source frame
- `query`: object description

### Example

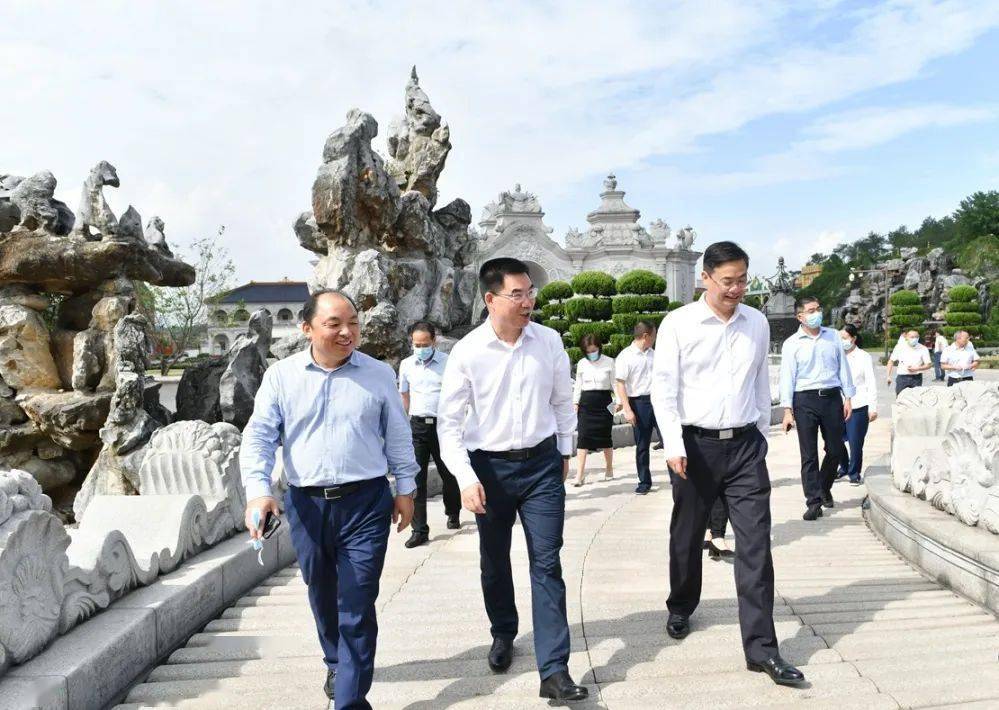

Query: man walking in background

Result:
[615,320,659,494]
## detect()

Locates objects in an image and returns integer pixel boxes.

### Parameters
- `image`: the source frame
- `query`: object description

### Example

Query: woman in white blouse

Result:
[838,324,878,485]
[572,334,616,486]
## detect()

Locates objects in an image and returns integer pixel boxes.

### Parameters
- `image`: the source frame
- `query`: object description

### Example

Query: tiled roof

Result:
[213,280,309,304]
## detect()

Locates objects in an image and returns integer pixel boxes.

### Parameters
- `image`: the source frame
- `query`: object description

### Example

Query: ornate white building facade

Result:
[204,279,309,355]
[474,174,702,303]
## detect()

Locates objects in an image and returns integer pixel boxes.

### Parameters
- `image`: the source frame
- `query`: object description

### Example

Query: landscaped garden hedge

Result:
[571,271,617,296]
[888,289,925,339]
[563,297,613,322]
[616,269,667,295]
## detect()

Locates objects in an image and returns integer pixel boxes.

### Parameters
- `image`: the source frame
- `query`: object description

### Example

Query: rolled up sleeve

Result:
[239,367,283,502]
[381,374,418,496]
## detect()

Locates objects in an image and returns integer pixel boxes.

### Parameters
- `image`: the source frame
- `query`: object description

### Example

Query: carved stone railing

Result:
[0,419,246,676]
[890,381,999,531]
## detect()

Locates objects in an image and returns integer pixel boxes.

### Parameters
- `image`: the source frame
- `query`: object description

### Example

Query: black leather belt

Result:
[797,387,841,398]
[411,415,437,424]
[296,481,365,500]
[683,423,757,440]
[478,435,555,461]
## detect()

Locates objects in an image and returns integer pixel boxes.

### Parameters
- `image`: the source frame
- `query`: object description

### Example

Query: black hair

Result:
[579,333,602,353]
[479,257,530,294]
[633,320,656,337]
[702,241,750,273]
[843,323,862,347]
[794,295,820,313]
[302,289,358,324]
[408,320,437,338]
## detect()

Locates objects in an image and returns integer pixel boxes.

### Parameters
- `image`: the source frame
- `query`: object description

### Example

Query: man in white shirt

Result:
[614,321,659,494]
[398,321,460,548]
[887,329,932,395]
[941,330,980,386]
[437,257,588,703]
[932,330,948,381]
[651,241,804,687]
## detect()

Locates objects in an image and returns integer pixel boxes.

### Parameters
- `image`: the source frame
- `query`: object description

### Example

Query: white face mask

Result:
[841,339,855,351]
[907,337,919,347]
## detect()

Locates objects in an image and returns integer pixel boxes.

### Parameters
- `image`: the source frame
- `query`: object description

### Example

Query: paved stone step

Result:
[807,612,997,635]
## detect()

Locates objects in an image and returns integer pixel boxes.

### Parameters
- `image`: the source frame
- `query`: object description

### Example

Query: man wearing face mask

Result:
[887,329,932,395]
[779,296,855,521]
[398,321,461,548]
[240,290,417,708]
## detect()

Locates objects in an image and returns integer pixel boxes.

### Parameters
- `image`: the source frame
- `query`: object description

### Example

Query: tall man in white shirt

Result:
[887,329,932,395]
[651,241,804,687]
[398,321,461,548]
[437,257,588,703]
[615,321,659,494]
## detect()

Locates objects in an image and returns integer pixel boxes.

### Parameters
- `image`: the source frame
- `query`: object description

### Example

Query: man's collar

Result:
[795,325,825,339]
[304,346,358,372]
[696,297,745,324]
[482,317,533,346]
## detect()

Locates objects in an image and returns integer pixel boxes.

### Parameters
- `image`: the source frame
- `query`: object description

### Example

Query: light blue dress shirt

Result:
[239,347,418,501]
[398,349,448,417]
[779,326,856,408]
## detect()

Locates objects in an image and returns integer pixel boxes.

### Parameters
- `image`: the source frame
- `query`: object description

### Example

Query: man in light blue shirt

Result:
[398,320,461,548]
[779,296,855,520]
[240,289,417,709]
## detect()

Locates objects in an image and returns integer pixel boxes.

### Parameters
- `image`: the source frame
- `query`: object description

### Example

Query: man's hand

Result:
[886,376,892,385]
[393,495,414,533]
[461,482,487,514]
[782,409,795,434]
[244,495,280,540]
[843,400,852,422]
[869,411,878,422]
[614,403,623,413]
[623,407,637,426]
[668,457,687,480]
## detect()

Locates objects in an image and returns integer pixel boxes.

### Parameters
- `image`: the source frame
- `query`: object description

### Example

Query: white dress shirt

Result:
[573,354,616,404]
[942,343,979,379]
[889,342,931,375]
[651,299,771,460]
[778,326,856,407]
[934,334,948,353]
[845,346,877,414]
[615,343,655,396]
[398,349,448,417]
[437,320,576,490]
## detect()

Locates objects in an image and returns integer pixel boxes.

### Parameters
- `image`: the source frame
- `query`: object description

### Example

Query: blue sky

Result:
[2,1,998,283]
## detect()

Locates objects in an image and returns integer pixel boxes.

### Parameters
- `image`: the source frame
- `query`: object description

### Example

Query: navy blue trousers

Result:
[839,405,869,482]
[285,478,393,710]
[630,395,659,488]
[469,439,570,679]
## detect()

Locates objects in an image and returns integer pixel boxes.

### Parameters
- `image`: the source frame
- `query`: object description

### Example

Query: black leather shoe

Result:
[487,636,513,673]
[404,532,429,548]
[446,514,460,529]
[539,670,589,702]
[666,613,690,639]
[821,491,835,508]
[323,669,335,699]
[746,655,805,686]
[802,505,823,521]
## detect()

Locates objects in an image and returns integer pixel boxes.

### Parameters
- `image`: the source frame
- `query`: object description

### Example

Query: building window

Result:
[231,309,251,322]
[212,310,229,325]
[277,308,294,322]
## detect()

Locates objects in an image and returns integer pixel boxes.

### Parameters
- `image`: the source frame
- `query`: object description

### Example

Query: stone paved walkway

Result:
[117,413,999,709]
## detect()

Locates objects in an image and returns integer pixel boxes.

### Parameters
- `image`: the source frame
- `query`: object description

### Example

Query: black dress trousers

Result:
[667,426,778,663]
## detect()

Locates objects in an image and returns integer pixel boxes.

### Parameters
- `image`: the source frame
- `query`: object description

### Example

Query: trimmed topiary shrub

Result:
[889,315,925,328]
[889,290,925,335]
[562,332,574,348]
[601,343,621,358]
[616,269,667,295]
[570,271,617,297]
[543,318,570,334]
[541,302,565,319]
[609,333,633,350]
[944,311,982,326]
[889,290,921,306]
[611,295,670,314]
[566,347,583,368]
[568,321,618,344]
[946,301,980,313]
[611,312,667,334]
[538,280,574,303]
[530,311,544,324]
[668,300,685,311]
[564,297,613,322]
[949,285,979,302]
[891,305,927,315]
[942,325,982,338]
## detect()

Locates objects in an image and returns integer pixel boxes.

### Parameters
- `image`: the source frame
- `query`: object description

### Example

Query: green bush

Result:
[889,290,921,306]
[601,343,621,358]
[564,297,613,322]
[562,332,574,348]
[568,321,618,343]
[543,318,570,334]
[611,294,670,314]
[611,312,667,334]
[570,271,617,297]
[541,302,565,319]
[609,333,633,350]
[530,311,543,324]
[668,300,685,311]
[949,285,979,302]
[942,325,982,337]
[946,301,980,313]
[616,269,667,295]
[565,347,583,368]
[891,305,926,316]
[538,281,573,303]
[945,311,983,326]
[889,314,925,328]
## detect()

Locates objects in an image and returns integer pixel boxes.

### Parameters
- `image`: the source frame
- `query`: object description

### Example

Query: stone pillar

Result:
[663,250,702,304]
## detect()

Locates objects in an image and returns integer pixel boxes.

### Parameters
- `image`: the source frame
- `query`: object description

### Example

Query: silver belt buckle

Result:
[719,429,734,440]
[424,417,434,424]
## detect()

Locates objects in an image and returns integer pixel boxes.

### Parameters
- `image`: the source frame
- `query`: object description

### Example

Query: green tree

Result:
[150,226,235,375]
[954,191,999,243]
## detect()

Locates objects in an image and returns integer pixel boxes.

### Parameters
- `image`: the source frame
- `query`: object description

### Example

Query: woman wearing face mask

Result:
[572,333,616,486]
[837,325,877,485]
[887,329,932,395]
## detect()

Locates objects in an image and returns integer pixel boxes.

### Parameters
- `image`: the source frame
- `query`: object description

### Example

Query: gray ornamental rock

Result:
[175,359,225,423]
[0,303,62,390]
[144,215,173,256]
[219,309,271,430]
[76,160,120,240]
[16,390,112,451]
[8,170,75,235]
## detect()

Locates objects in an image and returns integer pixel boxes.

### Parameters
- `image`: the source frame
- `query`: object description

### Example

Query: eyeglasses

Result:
[492,287,538,303]
[706,274,749,291]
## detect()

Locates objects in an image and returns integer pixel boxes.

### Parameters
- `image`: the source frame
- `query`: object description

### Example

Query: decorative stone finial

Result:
[603,173,617,191]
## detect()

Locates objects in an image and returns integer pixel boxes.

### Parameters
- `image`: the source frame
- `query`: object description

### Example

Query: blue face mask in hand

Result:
[413,346,434,361]
[804,311,823,329]
[586,351,601,361]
